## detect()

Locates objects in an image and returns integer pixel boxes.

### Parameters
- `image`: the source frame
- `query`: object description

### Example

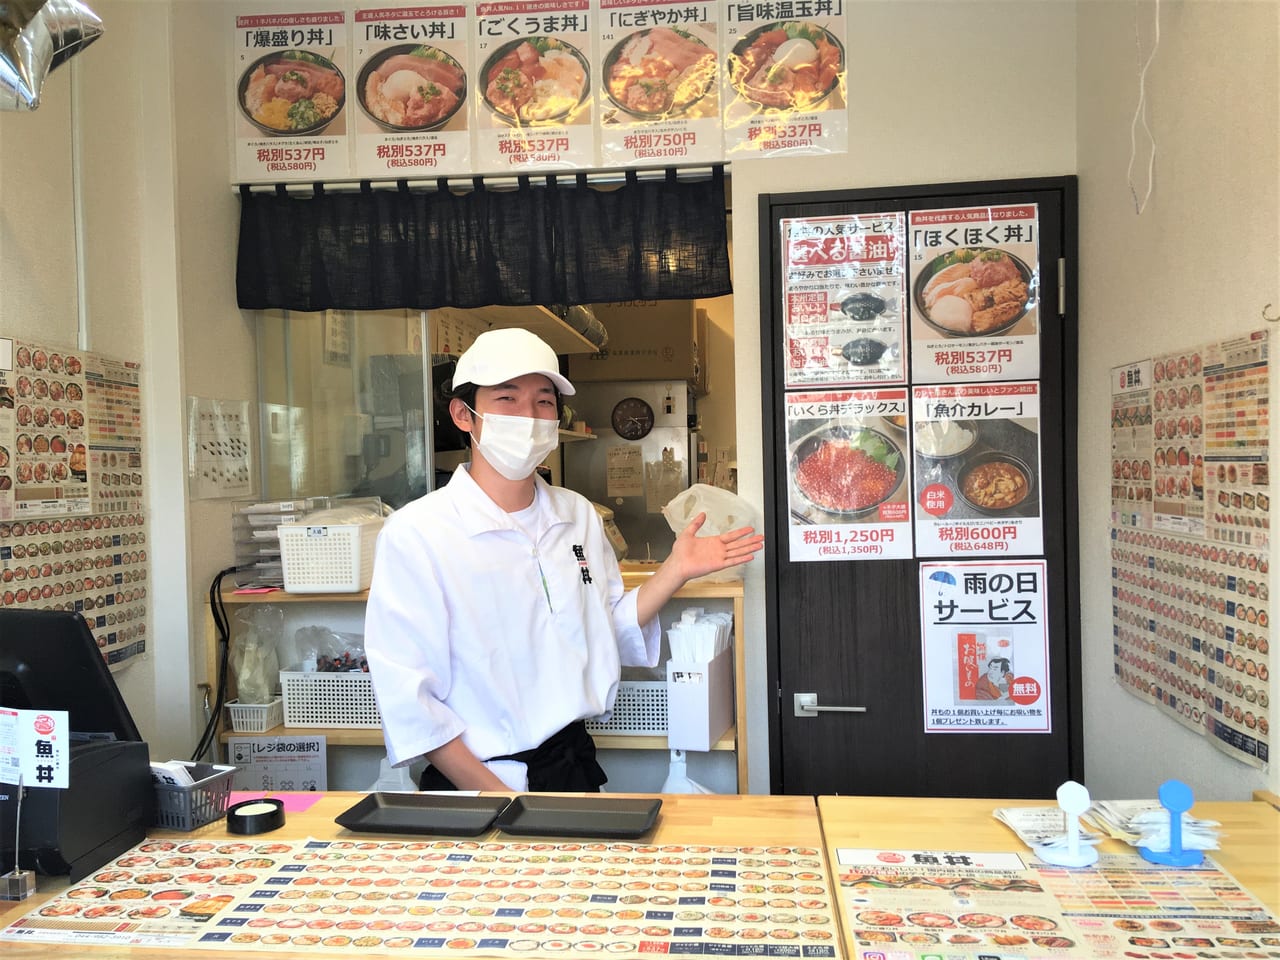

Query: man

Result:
[975,657,1012,701]
[365,328,763,792]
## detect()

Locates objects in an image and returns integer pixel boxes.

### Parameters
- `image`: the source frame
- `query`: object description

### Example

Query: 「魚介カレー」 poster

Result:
[721,3,846,158]
[785,388,913,561]
[1110,360,1154,531]
[352,4,472,178]
[908,204,1040,384]
[780,212,907,388]
[920,559,1051,734]
[913,381,1043,557]
[233,10,352,183]
[597,0,723,167]
[473,0,595,171]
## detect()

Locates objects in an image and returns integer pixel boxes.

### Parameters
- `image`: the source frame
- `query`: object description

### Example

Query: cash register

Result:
[0,609,153,883]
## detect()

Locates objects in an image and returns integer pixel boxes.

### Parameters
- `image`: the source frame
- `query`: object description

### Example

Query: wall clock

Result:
[611,397,655,441]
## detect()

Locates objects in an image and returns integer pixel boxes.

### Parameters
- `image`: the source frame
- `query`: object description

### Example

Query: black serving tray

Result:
[494,795,662,839]
[335,793,511,836]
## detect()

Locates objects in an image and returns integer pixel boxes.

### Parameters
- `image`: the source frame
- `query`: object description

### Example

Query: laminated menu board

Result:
[785,388,913,561]
[913,382,1044,557]
[232,10,353,183]
[352,4,472,178]
[473,0,595,171]
[909,204,1041,384]
[1110,360,1155,531]
[780,212,907,388]
[597,0,723,167]
[721,3,846,158]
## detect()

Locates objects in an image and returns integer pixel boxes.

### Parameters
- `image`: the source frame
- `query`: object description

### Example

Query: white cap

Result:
[451,328,576,396]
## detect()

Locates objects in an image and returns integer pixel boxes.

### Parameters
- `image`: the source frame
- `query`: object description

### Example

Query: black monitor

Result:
[0,609,141,742]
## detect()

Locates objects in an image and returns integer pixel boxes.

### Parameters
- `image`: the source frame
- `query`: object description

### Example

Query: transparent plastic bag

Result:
[661,484,760,581]
[289,624,368,673]
[231,606,283,704]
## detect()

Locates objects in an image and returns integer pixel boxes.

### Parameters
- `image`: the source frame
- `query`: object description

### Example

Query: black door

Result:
[759,177,1081,797]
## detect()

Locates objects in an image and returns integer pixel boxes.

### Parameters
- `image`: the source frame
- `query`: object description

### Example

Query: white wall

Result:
[1075,0,1279,799]
[730,0,1079,791]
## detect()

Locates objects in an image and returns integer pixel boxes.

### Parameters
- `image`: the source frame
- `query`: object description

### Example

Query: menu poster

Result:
[598,0,722,167]
[233,11,353,183]
[353,5,472,178]
[785,388,913,562]
[474,0,594,171]
[913,382,1044,557]
[4,340,90,519]
[1110,360,1154,530]
[908,204,1041,385]
[919,560,1052,734]
[85,354,145,517]
[780,212,907,388]
[721,3,847,158]
[1203,330,1270,549]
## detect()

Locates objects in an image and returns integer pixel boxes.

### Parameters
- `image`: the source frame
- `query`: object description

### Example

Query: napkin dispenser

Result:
[665,647,734,752]
[0,739,153,882]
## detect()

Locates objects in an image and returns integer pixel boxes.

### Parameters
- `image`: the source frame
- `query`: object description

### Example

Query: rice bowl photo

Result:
[239,50,346,136]
[480,36,590,124]
[603,27,717,118]
[730,21,843,110]
[358,43,467,131]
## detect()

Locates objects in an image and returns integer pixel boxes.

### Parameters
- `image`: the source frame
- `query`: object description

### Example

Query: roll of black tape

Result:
[226,797,286,835]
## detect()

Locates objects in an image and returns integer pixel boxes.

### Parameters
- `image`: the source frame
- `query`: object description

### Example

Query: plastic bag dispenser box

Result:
[0,739,153,882]
[664,647,733,752]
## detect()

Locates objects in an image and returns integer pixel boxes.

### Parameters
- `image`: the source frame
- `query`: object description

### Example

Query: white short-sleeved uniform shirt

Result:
[365,464,660,782]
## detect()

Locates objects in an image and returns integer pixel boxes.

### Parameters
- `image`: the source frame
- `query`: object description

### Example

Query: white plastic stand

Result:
[1034,780,1099,868]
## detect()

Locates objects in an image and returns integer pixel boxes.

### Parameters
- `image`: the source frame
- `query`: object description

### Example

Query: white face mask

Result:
[468,407,560,481]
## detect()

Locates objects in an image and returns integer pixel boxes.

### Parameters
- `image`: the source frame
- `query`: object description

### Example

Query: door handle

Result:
[793,692,868,717]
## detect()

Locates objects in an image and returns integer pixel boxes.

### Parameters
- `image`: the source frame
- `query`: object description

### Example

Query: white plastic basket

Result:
[226,697,284,733]
[281,666,382,727]
[278,518,383,593]
[585,681,668,736]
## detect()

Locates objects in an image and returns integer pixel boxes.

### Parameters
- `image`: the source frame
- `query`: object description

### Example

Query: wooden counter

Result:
[818,795,1280,960]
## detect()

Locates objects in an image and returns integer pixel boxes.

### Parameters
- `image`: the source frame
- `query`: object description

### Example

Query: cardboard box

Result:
[568,301,697,382]
[665,646,734,752]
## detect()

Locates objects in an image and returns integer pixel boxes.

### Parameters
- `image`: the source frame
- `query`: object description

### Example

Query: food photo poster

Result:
[912,382,1044,558]
[919,560,1052,734]
[1109,330,1271,769]
[785,388,913,562]
[908,203,1041,385]
[229,2,850,182]
[780,212,908,389]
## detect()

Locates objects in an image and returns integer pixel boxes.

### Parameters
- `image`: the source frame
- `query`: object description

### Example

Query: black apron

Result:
[418,720,607,792]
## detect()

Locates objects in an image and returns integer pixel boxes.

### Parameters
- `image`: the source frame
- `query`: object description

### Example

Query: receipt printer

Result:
[0,739,153,882]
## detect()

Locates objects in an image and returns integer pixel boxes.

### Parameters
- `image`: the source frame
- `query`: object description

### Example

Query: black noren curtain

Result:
[236,166,731,312]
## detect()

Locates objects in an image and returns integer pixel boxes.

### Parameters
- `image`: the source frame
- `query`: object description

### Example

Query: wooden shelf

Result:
[430,305,598,356]
[558,428,596,443]
[220,724,736,752]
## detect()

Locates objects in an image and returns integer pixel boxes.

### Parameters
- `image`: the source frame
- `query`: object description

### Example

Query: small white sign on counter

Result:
[228,735,327,792]
[0,707,70,789]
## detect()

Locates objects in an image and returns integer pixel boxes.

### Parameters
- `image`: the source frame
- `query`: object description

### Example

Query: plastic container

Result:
[226,696,284,733]
[584,681,668,736]
[278,517,383,593]
[280,665,381,727]
[152,762,237,831]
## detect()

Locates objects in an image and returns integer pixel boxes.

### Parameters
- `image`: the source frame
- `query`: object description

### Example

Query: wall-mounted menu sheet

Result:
[1110,330,1271,769]
[909,204,1041,384]
[919,560,1052,734]
[233,10,353,183]
[780,212,907,388]
[353,4,472,178]
[721,4,847,158]
[597,0,723,167]
[785,388,913,561]
[473,0,594,171]
[913,382,1043,557]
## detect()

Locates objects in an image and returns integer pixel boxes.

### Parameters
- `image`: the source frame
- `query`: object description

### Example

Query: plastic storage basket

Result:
[226,697,285,733]
[278,517,383,593]
[584,681,668,736]
[153,762,236,831]
[281,666,382,727]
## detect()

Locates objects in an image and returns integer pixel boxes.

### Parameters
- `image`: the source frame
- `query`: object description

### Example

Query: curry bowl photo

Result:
[956,450,1035,515]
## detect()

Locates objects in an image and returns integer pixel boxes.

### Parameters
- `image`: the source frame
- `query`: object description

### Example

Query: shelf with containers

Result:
[204,573,747,789]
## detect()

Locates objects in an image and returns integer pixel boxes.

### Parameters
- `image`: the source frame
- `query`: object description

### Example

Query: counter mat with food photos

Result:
[2,836,841,955]
[837,849,1280,960]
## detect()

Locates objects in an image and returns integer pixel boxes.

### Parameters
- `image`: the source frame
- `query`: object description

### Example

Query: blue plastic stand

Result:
[1138,779,1204,867]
